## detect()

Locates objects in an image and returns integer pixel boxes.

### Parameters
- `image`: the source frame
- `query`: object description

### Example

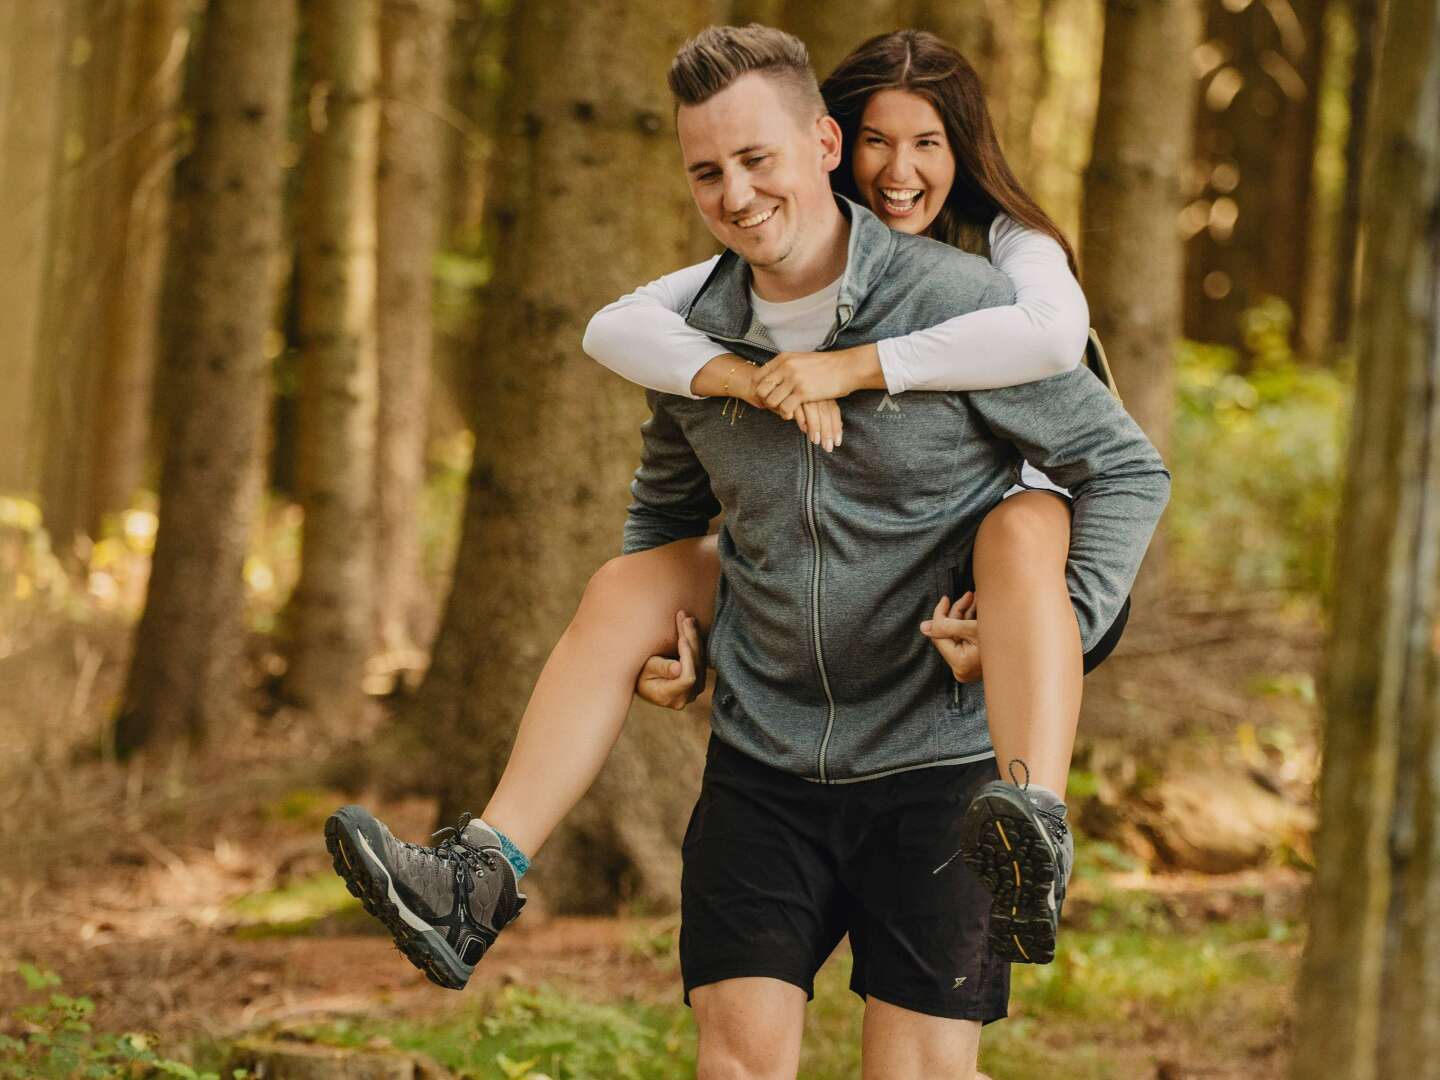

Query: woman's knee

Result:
[976,492,1071,570]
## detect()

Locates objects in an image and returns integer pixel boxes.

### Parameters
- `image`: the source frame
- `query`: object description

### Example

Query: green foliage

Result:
[224,871,360,938]
[1,966,247,1080]
[294,986,695,1079]
[1169,317,1351,597]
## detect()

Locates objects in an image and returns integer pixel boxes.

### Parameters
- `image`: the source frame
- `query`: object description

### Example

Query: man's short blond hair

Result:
[668,24,826,123]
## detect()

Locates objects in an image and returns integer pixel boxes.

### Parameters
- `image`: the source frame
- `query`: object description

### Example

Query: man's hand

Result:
[635,609,706,710]
[754,345,875,418]
[920,592,982,683]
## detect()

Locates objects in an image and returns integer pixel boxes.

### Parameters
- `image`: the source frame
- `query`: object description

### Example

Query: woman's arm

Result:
[583,257,751,400]
[753,215,1090,415]
[877,215,1089,393]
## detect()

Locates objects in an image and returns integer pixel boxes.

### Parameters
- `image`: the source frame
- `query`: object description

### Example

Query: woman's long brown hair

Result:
[821,30,1078,276]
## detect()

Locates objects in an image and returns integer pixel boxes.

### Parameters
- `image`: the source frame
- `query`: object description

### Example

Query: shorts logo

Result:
[953,976,967,988]
[876,395,902,415]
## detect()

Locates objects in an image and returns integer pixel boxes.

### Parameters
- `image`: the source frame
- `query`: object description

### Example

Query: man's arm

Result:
[967,365,1172,650]
[622,390,721,554]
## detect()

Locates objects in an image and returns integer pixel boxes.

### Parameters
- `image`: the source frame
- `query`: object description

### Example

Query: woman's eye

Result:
[918,139,940,148]
[864,136,885,146]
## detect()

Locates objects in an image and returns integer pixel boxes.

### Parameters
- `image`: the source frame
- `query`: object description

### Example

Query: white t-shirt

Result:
[748,274,844,353]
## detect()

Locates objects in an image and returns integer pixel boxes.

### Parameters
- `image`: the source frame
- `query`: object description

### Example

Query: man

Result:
[328,25,1168,1078]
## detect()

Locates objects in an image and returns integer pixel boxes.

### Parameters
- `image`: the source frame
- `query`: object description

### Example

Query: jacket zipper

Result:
[810,307,850,783]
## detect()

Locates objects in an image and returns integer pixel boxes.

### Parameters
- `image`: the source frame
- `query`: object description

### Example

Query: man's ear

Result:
[817,114,842,174]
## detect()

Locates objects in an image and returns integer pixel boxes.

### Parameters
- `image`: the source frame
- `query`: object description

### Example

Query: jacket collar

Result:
[685,195,896,345]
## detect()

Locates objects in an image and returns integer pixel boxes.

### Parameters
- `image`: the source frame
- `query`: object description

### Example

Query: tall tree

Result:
[1081,0,1201,597]
[404,0,708,911]
[284,0,382,720]
[374,0,452,661]
[115,0,298,753]
[1330,0,1382,352]
[782,0,902,78]
[1183,0,1330,353]
[88,0,188,534]
[0,1,67,496]
[1292,0,1440,1073]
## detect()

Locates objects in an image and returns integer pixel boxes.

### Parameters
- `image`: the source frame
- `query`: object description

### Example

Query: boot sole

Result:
[324,805,474,990]
[958,789,1060,964]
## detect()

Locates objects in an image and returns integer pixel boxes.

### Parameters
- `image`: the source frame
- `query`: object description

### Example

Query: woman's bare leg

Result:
[480,535,721,857]
[971,492,1080,799]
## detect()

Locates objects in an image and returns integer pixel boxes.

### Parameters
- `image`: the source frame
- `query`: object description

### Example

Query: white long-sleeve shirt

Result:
[581,213,1089,399]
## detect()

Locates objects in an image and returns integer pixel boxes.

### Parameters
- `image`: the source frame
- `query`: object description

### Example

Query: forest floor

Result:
[0,593,1321,1079]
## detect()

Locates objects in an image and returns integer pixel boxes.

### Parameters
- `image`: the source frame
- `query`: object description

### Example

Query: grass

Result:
[245,874,1299,1079]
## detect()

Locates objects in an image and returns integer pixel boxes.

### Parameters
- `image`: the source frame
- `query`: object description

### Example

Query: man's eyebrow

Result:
[860,125,943,139]
[686,144,771,174]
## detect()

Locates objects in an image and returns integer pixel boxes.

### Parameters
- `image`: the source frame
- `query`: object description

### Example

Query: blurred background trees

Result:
[1,6,1435,1062]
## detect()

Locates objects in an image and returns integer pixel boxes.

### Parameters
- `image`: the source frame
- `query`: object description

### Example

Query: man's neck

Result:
[750,199,850,303]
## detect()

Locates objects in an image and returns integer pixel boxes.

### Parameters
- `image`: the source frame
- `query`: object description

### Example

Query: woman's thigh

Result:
[577,534,722,656]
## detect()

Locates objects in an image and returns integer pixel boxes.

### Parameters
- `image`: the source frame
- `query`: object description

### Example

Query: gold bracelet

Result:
[719,360,746,425]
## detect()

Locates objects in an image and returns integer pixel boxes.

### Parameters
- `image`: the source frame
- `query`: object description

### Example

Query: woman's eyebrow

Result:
[859,124,943,139]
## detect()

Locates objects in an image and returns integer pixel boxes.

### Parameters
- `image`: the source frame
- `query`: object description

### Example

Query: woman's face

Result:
[850,89,957,235]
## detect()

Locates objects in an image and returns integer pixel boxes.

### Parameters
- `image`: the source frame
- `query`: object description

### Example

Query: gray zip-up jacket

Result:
[622,197,1170,783]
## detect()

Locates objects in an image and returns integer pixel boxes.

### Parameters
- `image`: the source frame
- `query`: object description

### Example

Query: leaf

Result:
[495,1053,541,1078]
[17,964,61,991]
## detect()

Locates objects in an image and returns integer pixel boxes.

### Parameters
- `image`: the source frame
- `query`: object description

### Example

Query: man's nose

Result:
[721,170,754,215]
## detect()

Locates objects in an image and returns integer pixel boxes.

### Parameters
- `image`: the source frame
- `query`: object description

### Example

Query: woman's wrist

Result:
[842,343,888,392]
[690,353,751,399]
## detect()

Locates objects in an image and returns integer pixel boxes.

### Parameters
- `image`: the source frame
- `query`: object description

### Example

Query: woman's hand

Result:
[919,592,983,683]
[754,344,880,418]
[793,400,844,452]
[635,610,707,710]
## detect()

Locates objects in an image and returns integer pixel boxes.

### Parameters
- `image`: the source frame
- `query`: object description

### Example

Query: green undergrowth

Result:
[258,871,1299,1080]
[224,871,364,939]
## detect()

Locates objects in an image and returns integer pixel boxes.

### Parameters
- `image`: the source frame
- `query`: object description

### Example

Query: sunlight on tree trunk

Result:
[1292,0,1440,1073]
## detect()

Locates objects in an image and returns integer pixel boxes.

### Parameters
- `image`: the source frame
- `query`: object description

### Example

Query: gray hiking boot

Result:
[325,805,525,990]
[951,758,1073,964]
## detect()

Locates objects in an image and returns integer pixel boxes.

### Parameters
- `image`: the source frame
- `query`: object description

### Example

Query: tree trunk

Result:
[88,0,188,535]
[782,0,903,79]
[375,0,451,663]
[114,0,297,753]
[1330,0,1382,353]
[33,0,116,555]
[1081,0,1200,600]
[0,0,67,496]
[285,0,382,721]
[1183,0,1329,353]
[1291,0,1440,1074]
[404,0,708,913]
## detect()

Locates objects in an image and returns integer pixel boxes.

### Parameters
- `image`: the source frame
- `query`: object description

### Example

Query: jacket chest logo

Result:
[876,395,903,416]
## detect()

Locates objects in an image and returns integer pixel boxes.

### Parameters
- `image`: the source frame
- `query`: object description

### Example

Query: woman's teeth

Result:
[880,188,922,213]
[737,207,776,228]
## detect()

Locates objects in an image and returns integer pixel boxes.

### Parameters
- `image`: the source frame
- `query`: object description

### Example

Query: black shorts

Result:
[680,735,1011,1023]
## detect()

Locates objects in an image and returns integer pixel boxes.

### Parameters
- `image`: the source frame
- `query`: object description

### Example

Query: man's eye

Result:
[745,155,768,167]
[698,172,720,183]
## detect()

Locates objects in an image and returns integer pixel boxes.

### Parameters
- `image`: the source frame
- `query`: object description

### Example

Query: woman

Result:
[328,29,1129,989]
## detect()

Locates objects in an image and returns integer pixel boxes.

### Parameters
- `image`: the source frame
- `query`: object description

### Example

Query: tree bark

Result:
[1081,0,1200,599]
[782,0,903,79]
[374,0,452,663]
[285,0,382,720]
[1330,0,1382,352]
[1292,0,1440,1073]
[88,0,188,534]
[403,0,709,912]
[0,0,67,496]
[115,0,297,753]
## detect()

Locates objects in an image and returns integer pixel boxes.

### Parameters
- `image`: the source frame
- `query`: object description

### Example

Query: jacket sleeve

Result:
[965,366,1171,650]
[622,390,722,554]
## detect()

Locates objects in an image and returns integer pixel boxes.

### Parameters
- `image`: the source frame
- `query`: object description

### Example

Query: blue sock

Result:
[482,820,530,879]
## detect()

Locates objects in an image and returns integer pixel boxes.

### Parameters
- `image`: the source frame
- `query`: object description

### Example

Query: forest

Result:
[0,0,1437,1077]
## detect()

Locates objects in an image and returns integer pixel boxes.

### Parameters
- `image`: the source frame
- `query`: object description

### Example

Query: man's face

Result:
[677,72,841,271]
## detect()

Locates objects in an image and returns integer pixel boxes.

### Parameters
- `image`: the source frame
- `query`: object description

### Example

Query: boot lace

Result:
[430,811,500,879]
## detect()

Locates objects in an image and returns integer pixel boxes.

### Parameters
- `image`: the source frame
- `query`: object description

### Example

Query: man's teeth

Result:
[736,207,776,228]
[881,188,922,209]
